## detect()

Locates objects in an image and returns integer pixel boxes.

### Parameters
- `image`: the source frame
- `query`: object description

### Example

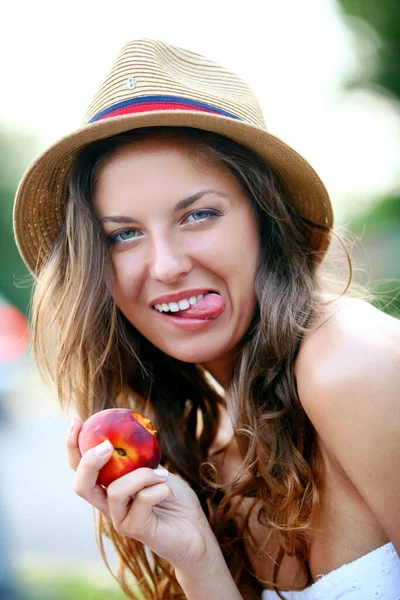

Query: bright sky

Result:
[2,0,400,223]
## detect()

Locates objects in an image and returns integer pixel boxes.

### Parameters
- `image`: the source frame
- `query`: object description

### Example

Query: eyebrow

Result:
[98,189,228,224]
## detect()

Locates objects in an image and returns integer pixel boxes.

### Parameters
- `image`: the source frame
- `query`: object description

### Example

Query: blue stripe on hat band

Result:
[88,95,242,124]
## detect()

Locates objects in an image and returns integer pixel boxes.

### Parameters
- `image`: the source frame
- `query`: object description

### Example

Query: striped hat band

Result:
[88,96,242,124]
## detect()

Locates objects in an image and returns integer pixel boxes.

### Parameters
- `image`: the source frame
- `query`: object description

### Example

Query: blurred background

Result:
[1,0,399,598]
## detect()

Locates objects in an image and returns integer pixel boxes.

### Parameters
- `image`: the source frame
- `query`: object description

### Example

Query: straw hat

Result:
[13,38,333,274]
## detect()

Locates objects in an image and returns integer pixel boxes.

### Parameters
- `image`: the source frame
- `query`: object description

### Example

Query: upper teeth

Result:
[154,294,205,313]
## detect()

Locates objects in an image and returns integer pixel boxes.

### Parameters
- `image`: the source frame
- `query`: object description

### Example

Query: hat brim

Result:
[13,110,333,274]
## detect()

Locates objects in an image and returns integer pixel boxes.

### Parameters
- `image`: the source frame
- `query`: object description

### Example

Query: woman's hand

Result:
[66,418,219,571]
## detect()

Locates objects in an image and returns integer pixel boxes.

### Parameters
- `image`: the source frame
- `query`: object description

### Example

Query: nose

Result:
[149,236,192,283]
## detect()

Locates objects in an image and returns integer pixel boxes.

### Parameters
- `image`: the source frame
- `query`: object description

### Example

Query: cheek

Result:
[112,254,143,306]
[212,215,260,279]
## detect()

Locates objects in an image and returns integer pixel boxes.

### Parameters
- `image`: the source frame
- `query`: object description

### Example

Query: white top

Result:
[261,543,400,600]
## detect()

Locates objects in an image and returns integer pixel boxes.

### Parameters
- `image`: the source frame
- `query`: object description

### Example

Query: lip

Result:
[156,313,217,331]
[149,288,216,307]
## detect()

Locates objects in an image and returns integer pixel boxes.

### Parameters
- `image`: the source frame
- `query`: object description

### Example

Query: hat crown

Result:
[83,39,266,128]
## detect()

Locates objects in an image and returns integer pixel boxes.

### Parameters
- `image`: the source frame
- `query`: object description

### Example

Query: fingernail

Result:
[153,466,168,478]
[68,418,76,434]
[95,440,113,456]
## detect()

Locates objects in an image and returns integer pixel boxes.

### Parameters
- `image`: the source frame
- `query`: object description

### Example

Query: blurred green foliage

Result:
[20,566,138,600]
[0,130,35,314]
[339,0,400,98]
[338,0,400,316]
[350,195,400,315]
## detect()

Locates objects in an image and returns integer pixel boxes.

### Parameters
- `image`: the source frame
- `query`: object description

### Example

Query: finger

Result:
[107,467,171,529]
[73,440,114,519]
[127,482,178,536]
[66,417,83,470]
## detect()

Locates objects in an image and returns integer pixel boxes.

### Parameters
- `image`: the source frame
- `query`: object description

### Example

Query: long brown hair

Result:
[32,127,356,598]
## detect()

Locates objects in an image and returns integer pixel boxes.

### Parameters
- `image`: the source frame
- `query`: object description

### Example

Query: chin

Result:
[157,340,229,365]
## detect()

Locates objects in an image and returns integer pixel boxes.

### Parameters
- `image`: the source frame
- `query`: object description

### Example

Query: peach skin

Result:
[78,408,162,487]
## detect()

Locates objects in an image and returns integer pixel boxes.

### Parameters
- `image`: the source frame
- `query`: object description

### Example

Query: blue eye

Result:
[184,209,221,224]
[108,228,140,245]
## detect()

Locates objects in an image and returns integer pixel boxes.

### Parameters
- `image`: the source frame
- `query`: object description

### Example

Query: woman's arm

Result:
[175,546,243,600]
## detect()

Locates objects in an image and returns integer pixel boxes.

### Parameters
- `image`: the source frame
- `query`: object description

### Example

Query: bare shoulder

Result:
[295,293,400,421]
[295,294,400,391]
[295,294,400,549]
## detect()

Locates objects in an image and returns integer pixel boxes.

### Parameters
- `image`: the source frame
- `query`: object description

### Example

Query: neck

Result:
[202,348,237,390]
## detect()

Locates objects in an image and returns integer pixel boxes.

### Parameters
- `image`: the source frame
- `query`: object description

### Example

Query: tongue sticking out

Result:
[173,293,225,319]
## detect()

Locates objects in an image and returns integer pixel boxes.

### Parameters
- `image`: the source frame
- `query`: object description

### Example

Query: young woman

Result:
[14,40,400,599]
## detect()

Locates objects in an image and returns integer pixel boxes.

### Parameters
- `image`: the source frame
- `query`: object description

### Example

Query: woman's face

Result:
[93,135,260,379]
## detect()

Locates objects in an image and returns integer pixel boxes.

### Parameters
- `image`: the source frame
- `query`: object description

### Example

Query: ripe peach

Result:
[78,408,162,487]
